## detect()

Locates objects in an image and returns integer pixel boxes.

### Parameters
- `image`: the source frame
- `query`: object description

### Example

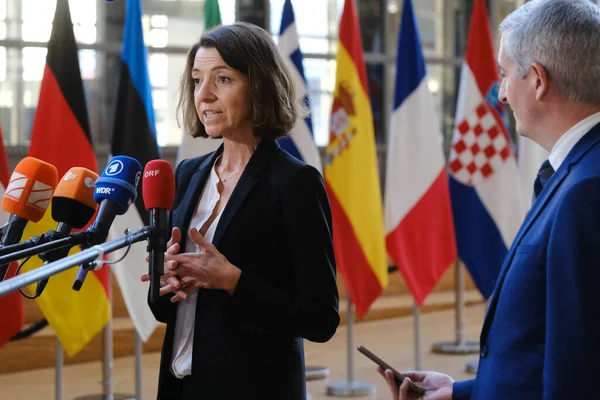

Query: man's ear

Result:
[530,62,549,101]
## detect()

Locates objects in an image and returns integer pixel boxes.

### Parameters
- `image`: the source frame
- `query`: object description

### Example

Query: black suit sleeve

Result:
[147,159,186,323]
[231,165,340,342]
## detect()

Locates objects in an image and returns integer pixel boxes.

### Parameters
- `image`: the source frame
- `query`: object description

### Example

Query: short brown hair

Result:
[177,22,307,139]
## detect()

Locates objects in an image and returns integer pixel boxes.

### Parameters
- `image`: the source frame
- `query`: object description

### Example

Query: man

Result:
[381,0,600,399]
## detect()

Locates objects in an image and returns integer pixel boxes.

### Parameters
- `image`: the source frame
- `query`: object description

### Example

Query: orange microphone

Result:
[0,157,58,280]
[52,167,99,230]
[33,167,99,296]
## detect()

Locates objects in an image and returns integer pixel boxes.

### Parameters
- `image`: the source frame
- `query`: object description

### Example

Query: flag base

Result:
[465,359,479,375]
[430,340,479,354]
[74,394,134,400]
[306,365,330,380]
[326,381,376,397]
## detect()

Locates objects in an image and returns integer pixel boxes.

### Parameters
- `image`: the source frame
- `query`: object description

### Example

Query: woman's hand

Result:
[164,227,241,301]
[141,227,193,301]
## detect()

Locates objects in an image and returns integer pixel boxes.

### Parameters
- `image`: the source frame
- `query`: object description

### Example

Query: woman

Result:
[142,22,340,400]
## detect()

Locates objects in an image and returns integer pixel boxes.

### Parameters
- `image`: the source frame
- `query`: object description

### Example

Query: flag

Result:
[108,0,160,342]
[276,0,322,172]
[0,125,24,348]
[204,0,222,29]
[384,0,457,306]
[22,0,109,357]
[517,136,548,209]
[324,0,387,318]
[448,0,524,299]
[175,0,223,164]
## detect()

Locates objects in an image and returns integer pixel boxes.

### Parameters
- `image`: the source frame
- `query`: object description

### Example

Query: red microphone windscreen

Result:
[2,157,58,222]
[142,160,175,211]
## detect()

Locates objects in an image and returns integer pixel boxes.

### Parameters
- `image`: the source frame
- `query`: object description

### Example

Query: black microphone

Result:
[0,157,58,281]
[142,160,175,303]
[72,156,142,291]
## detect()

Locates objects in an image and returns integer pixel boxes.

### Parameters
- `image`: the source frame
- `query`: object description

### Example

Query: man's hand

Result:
[378,368,454,400]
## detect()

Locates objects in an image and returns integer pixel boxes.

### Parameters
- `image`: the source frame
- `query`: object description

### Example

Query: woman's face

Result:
[192,47,252,138]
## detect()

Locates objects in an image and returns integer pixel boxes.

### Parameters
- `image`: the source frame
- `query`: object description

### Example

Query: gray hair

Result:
[499,0,600,105]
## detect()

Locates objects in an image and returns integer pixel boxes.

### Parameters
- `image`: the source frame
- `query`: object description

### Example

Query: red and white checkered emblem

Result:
[449,103,511,185]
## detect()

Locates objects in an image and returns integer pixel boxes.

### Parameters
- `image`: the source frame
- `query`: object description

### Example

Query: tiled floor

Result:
[0,304,486,399]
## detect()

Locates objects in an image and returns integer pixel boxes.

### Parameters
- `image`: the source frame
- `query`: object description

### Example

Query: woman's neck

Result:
[219,135,262,172]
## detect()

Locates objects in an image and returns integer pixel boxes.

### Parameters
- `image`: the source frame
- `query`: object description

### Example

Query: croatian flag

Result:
[448,0,524,299]
[384,0,457,306]
[277,0,322,172]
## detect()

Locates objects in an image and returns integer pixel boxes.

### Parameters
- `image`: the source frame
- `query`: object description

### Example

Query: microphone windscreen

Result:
[94,156,142,215]
[52,167,99,228]
[142,160,175,211]
[2,157,58,222]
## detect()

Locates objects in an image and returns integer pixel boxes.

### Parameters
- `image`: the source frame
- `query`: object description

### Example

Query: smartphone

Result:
[357,344,425,397]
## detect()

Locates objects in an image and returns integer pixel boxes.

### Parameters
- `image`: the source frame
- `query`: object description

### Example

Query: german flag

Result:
[0,125,24,348]
[21,0,109,357]
[108,0,160,342]
[324,0,387,317]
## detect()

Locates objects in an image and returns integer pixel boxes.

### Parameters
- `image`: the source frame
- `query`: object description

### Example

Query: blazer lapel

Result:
[173,147,222,250]
[480,124,600,340]
[212,138,278,247]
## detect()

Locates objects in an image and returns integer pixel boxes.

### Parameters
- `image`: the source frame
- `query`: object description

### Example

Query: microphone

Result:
[0,157,58,281]
[34,167,98,296]
[72,155,142,290]
[142,160,175,303]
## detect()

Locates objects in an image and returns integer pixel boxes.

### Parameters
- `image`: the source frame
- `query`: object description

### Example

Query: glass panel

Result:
[356,0,384,53]
[74,24,97,45]
[151,15,168,28]
[22,0,55,23]
[69,0,96,25]
[22,47,47,82]
[270,0,329,37]
[309,91,332,147]
[21,22,52,42]
[219,0,236,25]
[79,49,96,80]
[367,62,384,142]
[150,28,169,48]
[149,53,168,88]
[0,47,6,82]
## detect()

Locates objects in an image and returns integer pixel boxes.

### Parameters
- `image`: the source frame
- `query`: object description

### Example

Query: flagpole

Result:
[326,296,376,397]
[55,338,63,400]
[413,303,422,370]
[430,261,479,355]
[74,272,134,400]
[134,332,143,400]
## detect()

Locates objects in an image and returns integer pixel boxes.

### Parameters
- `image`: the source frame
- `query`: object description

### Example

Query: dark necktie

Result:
[532,159,555,203]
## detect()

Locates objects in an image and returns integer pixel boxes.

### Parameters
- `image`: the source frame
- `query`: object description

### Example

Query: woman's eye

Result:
[192,78,200,85]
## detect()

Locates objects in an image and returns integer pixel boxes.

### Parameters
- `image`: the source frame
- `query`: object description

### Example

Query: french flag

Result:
[448,0,524,299]
[276,0,322,172]
[384,0,457,306]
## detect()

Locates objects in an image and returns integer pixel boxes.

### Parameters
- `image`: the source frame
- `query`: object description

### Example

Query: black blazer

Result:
[149,138,340,400]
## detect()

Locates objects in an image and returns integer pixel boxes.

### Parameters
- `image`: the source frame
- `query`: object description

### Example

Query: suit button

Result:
[200,330,209,337]
[480,345,489,358]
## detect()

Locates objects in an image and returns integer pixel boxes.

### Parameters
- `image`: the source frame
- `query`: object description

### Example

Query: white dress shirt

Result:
[170,163,223,378]
[548,111,600,171]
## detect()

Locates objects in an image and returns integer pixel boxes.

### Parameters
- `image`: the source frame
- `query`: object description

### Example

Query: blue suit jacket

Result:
[453,124,600,399]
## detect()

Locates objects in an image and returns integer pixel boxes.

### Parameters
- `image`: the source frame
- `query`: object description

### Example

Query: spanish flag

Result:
[21,0,109,357]
[325,0,387,317]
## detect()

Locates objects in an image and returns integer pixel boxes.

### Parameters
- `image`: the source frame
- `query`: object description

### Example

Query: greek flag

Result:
[277,0,322,172]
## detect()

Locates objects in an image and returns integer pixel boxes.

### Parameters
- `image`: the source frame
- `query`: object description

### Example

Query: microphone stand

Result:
[0,232,90,266]
[0,227,153,298]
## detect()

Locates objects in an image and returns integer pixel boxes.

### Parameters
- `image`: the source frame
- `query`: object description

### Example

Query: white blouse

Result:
[170,162,224,378]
